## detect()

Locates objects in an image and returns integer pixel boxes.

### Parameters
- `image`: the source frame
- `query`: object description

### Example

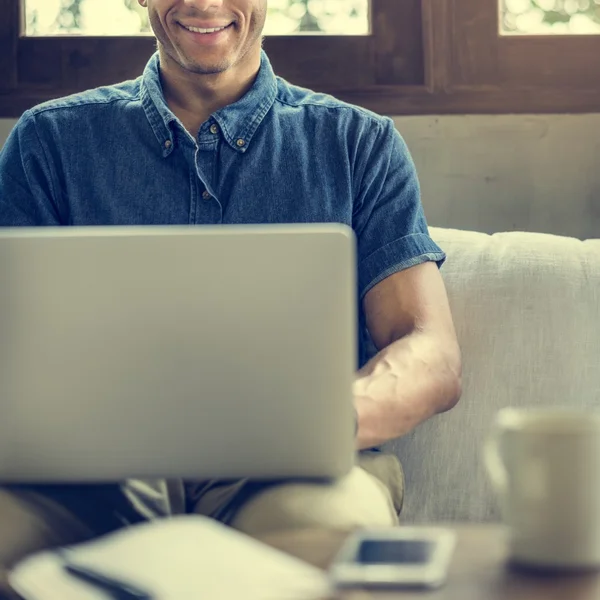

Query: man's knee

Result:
[230,465,400,536]
[0,488,93,571]
[0,487,96,599]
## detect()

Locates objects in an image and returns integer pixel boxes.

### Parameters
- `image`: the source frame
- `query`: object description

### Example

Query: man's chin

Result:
[184,58,231,76]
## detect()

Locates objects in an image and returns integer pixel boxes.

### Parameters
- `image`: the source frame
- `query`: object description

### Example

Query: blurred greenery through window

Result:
[25,0,369,36]
[501,0,600,33]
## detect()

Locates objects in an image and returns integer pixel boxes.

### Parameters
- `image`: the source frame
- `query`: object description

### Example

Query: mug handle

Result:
[484,422,508,503]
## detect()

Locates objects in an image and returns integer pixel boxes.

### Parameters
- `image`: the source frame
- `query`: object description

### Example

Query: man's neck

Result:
[158,50,261,138]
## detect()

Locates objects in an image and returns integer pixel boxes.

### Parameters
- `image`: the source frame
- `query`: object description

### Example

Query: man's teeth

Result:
[184,25,228,34]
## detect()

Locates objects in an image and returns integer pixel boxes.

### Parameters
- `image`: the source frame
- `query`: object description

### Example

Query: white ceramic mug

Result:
[485,406,600,569]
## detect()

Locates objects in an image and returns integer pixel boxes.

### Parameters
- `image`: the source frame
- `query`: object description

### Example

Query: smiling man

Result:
[0,0,461,589]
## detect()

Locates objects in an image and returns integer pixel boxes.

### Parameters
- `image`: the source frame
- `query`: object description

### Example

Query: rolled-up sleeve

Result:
[352,117,445,300]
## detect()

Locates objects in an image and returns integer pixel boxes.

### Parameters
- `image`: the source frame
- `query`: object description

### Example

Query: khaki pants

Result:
[0,452,403,600]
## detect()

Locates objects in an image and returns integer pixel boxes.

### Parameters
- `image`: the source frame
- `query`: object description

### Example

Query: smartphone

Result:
[329,527,456,590]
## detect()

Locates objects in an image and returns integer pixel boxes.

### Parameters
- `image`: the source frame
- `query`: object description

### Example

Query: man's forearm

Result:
[353,330,462,450]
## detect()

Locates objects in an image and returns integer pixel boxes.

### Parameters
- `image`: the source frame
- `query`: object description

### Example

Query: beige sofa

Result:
[387,227,600,523]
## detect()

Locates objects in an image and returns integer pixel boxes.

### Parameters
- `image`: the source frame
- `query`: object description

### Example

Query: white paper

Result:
[9,515,331,600]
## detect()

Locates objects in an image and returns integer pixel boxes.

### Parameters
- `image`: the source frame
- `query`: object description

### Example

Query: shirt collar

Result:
[140,51,278,157]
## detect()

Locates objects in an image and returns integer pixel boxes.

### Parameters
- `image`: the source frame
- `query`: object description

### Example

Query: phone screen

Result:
[357,539,436,565]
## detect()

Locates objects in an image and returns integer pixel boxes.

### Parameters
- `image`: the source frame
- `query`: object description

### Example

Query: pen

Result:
[61,557,153,600]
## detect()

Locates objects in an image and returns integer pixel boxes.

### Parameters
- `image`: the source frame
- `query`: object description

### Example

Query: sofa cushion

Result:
[385,227,600,523]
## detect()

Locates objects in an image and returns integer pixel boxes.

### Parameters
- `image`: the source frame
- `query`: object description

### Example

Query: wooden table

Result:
[259,525,600,599]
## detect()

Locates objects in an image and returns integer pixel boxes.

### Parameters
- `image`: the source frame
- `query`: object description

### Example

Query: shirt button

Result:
[202,190,211,200]
[210,124,219,135]
[164,140,172,149]
[236,139,246,148]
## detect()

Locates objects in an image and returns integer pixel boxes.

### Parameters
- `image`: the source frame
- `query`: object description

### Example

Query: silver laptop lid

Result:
[0,224,356,481]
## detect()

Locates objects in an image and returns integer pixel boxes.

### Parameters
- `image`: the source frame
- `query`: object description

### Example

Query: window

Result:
[501,0,600,34]
[448,0,600,112]
[0,0,424,117]
[24,0,370,36]
[1,0,599,118]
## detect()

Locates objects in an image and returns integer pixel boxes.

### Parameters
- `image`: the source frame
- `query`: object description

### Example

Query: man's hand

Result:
[354,261,462,450]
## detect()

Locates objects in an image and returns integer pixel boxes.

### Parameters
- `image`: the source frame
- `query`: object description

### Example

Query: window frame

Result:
[1,0,600,118]
[446,0,600,112]
[0,0,427,117]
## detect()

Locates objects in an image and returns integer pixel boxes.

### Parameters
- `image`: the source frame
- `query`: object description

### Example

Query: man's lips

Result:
[176,21,235,46]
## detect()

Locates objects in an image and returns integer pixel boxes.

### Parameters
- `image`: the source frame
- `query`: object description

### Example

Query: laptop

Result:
[0,224,356,482]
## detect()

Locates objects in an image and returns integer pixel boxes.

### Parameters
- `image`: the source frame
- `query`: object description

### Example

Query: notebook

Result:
[9,515,331,600]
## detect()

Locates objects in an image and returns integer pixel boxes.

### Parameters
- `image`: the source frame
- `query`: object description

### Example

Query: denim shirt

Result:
[0,51,445,517]
[0,50,444,312]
